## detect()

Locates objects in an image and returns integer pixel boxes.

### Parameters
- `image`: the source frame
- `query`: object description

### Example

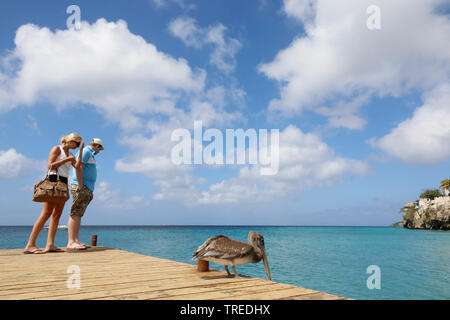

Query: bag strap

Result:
[47,164,61,181]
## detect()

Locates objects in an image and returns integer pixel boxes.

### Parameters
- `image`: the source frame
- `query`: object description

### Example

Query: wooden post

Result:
[194,251,209,272]
[91,235,98,247]
[197,260,209,272]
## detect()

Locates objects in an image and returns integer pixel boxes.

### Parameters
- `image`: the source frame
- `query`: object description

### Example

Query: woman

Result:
[24,133,84,254]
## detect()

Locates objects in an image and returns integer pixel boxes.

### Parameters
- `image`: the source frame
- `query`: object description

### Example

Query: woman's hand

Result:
[66,155,76,164]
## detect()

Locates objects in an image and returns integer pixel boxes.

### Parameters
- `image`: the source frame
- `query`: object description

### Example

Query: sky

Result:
[0,0,449,226]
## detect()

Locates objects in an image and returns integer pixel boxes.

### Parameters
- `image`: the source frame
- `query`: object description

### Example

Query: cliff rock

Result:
[402,197,450,230]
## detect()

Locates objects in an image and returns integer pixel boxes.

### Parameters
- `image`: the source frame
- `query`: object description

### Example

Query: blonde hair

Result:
[61,133,82,145]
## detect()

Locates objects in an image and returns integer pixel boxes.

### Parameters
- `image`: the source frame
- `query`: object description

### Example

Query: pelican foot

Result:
[225,266,233,277]
[231,265,242,279]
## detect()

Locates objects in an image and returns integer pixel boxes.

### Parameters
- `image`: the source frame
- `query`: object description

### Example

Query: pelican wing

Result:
[192,235,254,261]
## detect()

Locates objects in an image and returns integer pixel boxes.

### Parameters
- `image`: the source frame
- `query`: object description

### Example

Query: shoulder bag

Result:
[32,168,69,203]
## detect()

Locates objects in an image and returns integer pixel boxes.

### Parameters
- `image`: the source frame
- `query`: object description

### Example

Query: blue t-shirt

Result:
[70,146,97,191]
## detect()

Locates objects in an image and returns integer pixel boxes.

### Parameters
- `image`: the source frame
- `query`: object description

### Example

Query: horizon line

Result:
[0,224,397,227]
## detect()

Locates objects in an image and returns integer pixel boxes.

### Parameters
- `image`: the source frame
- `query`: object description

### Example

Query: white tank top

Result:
[49,146,73,178]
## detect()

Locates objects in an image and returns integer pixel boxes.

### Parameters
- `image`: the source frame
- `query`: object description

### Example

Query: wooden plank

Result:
[222,287,318,300]
[0,266,214,290]
[0,269,238,298]
[0,248,346,300]
[151,283,292,300]
[1,265,196,282]
[33,278,267,300]
[79,278,267,300]
[0,263,196,280]
[281,292,347,300]
[0,268,209,295]
[1,261,194,276]
[112,282,283,301]
[0,267,196,286]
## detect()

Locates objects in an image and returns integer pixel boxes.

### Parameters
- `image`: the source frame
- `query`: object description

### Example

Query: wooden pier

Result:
[0,247,347,300]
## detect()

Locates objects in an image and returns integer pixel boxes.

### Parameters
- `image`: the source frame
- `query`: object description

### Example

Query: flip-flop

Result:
[66,245,87,251]
[23,249,45,254]
[80,243,91,249]
[44,248,65,253]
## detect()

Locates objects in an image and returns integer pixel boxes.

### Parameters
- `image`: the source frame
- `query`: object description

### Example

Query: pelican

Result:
[192,231,271,280]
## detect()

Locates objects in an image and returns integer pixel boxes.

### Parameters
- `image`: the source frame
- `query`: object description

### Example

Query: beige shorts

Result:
[70,184,93,217]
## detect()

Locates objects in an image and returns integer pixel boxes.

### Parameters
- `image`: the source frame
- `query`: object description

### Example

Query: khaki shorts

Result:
[70,184,93,217]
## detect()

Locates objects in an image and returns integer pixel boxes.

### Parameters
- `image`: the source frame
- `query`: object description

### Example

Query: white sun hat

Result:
[91,138,104,150]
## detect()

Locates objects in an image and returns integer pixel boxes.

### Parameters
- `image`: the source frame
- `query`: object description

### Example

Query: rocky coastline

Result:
[400,197,450,230]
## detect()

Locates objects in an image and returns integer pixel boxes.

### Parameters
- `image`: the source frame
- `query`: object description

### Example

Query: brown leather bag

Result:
[32,170,69,203]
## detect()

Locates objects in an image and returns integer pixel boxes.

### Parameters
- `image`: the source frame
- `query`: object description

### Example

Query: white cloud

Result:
[282,0,317,23]
[168,17,202,48]
[0,149,45,179]
[115,99,243,204]
[260,0,450,130]
[115,129,200,204]
[0,19,205,129]
[368,83,450,165]
[150,0,195,10]
[116,104,369,204]
[199,125,370,204]
[168,16,241,73]
[316,93,371,130]
[95,181,148,209]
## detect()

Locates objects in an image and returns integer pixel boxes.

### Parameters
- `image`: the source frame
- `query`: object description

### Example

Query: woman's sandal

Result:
[23,249,45,254]
[44,247,65,253]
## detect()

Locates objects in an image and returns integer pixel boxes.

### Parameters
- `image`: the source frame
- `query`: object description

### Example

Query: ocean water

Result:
[1,225,449,300]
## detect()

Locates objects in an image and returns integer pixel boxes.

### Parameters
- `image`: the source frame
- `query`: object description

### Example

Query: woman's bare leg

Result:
[44,202,66,252]
[24,202,55,253]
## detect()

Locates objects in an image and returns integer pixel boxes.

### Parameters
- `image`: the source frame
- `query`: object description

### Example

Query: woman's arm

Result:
[73,141,85,169]
[47,146,72,170]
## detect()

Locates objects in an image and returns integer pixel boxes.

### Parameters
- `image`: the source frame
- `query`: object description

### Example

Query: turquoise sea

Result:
[1,226,449,300]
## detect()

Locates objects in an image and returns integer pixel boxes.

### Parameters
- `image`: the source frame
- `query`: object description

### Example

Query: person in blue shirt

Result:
[66,138,104,250]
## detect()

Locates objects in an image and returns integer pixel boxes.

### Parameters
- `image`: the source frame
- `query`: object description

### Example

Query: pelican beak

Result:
[262,248,271,281]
